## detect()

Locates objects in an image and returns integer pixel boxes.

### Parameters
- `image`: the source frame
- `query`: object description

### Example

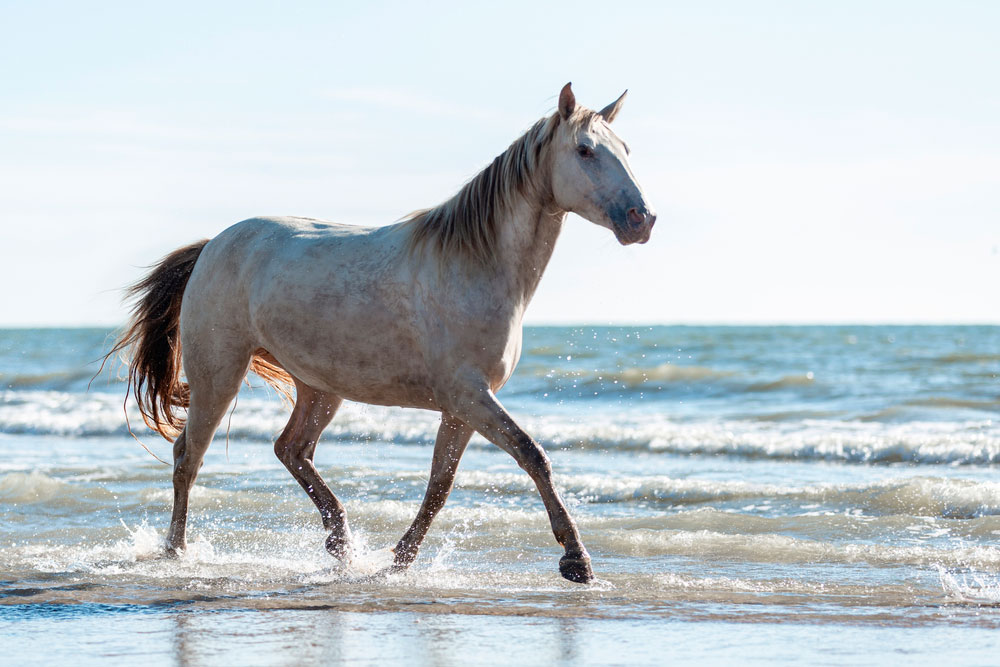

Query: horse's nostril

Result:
[627,208,644,225]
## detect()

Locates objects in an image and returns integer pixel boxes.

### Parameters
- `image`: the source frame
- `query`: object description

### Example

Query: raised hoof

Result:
[325,532,352,563]
[559,554,594,584]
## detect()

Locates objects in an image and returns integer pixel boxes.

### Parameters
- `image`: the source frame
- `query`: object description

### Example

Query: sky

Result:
[1,0,997,326]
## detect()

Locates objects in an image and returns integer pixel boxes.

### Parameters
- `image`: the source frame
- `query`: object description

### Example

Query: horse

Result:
[108,83,656,583]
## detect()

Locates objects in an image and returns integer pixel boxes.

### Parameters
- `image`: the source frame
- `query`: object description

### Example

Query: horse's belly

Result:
[257,327,438,410]
[299,361,437,409]
[338,378,438,410]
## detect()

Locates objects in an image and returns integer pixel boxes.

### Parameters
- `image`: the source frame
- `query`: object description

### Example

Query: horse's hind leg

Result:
[167,378,249,555]
[392,413,474,571]
[274,382,352,561]
[167,345,250,555]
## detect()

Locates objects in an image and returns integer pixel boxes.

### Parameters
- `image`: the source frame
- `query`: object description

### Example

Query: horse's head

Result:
[549,83,656,245]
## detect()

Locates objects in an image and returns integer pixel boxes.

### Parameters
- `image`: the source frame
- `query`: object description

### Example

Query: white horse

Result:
[110,83,656,583]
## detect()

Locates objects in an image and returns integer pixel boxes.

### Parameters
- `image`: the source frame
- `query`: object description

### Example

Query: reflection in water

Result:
[172,611,192,666]
[157,605,632,665]
[171,607,352,665]
[555,616,580,667]
[8,605,1000,665]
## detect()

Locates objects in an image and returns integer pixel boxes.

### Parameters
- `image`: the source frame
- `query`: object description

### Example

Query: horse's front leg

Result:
[446,384,593,584]
[391,413,474,571]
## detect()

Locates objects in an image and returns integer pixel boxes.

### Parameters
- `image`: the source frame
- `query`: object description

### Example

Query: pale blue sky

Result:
[1,1,997,325]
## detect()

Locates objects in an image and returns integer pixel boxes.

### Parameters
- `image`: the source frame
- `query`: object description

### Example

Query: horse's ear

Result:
[558,82,576,120]
[598,90,628,123]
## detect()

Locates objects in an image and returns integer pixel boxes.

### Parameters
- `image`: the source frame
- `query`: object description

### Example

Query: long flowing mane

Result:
[405,112,577,265]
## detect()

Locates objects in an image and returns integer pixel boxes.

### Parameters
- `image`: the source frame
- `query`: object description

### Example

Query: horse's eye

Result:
[576,145,594,159]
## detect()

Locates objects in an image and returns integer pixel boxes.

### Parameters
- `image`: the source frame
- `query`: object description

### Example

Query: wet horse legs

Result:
[449,386,593,583]
[392,413,474,570]
[274,384,352,560]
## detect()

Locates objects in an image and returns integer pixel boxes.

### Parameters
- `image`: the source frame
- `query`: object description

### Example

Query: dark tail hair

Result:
[103,239,293,441]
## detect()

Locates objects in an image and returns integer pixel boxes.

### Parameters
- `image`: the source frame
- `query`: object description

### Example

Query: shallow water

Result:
[2,325,999,663]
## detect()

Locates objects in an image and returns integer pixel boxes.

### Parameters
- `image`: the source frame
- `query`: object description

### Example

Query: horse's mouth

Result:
[612,220,654,245]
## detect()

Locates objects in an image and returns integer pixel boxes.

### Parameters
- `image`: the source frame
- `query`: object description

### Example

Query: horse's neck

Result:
[492,194,566,314]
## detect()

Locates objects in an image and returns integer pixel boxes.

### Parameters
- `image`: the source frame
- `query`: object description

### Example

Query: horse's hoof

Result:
[559,554,594,584]
[389,557,413,575]
[372,563,408,579]
[164,545,183,559]
[325,532,352,562]
[390,543,417,571]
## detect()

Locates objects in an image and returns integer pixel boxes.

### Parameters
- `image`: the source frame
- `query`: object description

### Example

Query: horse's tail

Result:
[104,239,296,443]
[102,240,210,441]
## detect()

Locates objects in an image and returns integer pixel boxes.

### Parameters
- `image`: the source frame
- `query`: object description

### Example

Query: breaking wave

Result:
[2,390,998,466]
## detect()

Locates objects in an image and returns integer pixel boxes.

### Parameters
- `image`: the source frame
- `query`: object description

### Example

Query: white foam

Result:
[603,528,1000,568]
[938,566,1000,603]
[0,470,114,504]
[0,471,70,502]
[455,470,1000,519]
[3,389,999,465]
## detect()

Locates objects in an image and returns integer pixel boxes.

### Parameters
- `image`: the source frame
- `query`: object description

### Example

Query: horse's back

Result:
[181,216,438,405]
[187,215,405,304]
[181,214,524,408]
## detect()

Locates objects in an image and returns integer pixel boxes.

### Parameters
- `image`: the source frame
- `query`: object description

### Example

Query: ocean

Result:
[2,325,999,664]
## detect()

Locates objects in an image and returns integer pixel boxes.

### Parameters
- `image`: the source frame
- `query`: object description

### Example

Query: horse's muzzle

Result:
[614,207,656,245]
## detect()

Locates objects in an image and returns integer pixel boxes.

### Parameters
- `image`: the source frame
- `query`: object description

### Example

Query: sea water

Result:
[1,325,999,664]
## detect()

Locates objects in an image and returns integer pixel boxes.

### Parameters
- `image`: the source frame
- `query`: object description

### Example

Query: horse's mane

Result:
[404,110,592,265]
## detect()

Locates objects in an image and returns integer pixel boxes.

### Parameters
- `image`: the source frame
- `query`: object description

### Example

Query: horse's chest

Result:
[491,341,522,391]
[473,326,523,392]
